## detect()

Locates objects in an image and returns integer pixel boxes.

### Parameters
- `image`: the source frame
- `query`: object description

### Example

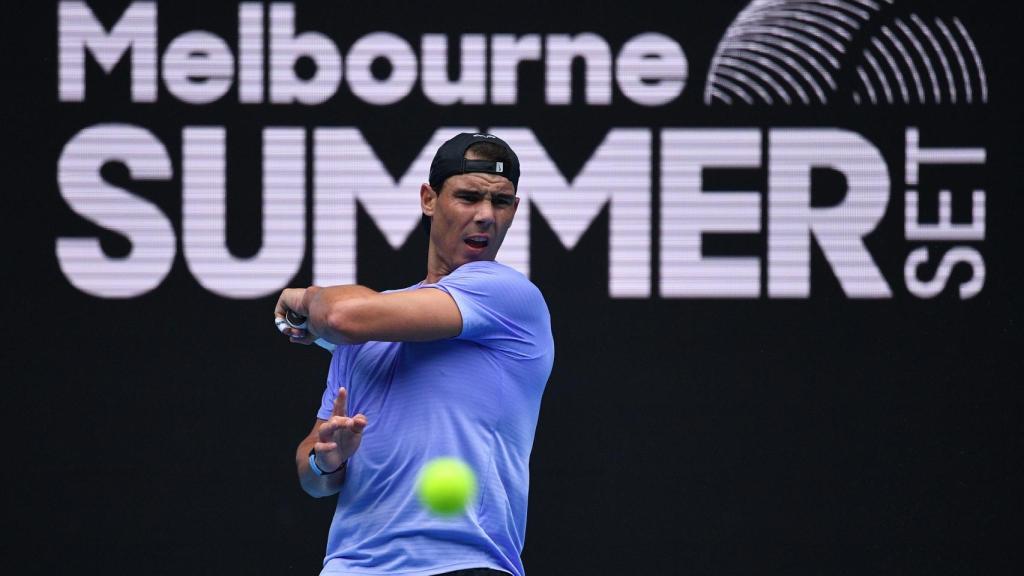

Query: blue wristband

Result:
[308,449,345,476]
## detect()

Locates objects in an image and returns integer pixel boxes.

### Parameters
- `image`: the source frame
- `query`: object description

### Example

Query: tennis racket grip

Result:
[285,309,308,329]
[283,309,336,352]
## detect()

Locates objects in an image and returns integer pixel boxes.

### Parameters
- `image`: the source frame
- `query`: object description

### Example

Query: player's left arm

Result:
[277,285,462,345]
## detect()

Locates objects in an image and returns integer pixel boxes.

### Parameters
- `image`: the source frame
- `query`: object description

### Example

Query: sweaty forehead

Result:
[443,171,516,195]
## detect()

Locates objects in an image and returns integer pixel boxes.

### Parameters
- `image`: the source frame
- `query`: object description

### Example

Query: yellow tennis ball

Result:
[418,457,478,516]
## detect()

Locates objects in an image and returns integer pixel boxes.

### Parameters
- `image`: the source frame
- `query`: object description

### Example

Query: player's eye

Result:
[493,196,515,207]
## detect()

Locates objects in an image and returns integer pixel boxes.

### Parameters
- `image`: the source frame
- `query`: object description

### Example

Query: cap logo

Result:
[495,162,504,172]
[473,133,498,139]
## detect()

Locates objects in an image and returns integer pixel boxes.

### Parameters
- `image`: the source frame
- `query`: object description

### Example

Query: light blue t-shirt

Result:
[315,260,554,576]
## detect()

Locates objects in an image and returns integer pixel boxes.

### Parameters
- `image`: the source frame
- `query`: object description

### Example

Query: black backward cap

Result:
[429,133,520,191]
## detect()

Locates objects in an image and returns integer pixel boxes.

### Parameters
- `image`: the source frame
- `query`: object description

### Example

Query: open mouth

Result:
[464,236,489,249]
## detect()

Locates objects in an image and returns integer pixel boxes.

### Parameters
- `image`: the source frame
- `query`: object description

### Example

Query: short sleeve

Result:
[424,261,551,358]
[316,347,347,420]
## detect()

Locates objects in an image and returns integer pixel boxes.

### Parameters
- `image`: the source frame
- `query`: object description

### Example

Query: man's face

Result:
[421,167,519,270]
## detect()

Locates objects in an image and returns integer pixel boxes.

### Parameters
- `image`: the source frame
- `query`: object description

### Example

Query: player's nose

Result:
[474,199,495,225]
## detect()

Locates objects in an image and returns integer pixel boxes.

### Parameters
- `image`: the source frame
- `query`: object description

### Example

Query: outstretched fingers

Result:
[332,387,349,418]
[314,441,338,453]
[317,419,338,442]
[318,414,367,440]
[351,414,368,434]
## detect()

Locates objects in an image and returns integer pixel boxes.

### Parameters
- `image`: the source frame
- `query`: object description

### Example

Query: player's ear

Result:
[421,183,437,216]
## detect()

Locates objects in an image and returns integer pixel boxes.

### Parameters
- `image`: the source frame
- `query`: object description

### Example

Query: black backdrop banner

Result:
[6,0,1022,574]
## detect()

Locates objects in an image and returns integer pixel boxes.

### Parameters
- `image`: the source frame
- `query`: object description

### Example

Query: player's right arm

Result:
[275,285,462,345]
[295,387,367,498]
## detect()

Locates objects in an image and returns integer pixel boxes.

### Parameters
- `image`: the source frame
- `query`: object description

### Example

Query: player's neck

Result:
[425,243,495,284]
[424,243,451,284]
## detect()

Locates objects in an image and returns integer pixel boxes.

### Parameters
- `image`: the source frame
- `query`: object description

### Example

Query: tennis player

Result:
[274,133,554,576]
